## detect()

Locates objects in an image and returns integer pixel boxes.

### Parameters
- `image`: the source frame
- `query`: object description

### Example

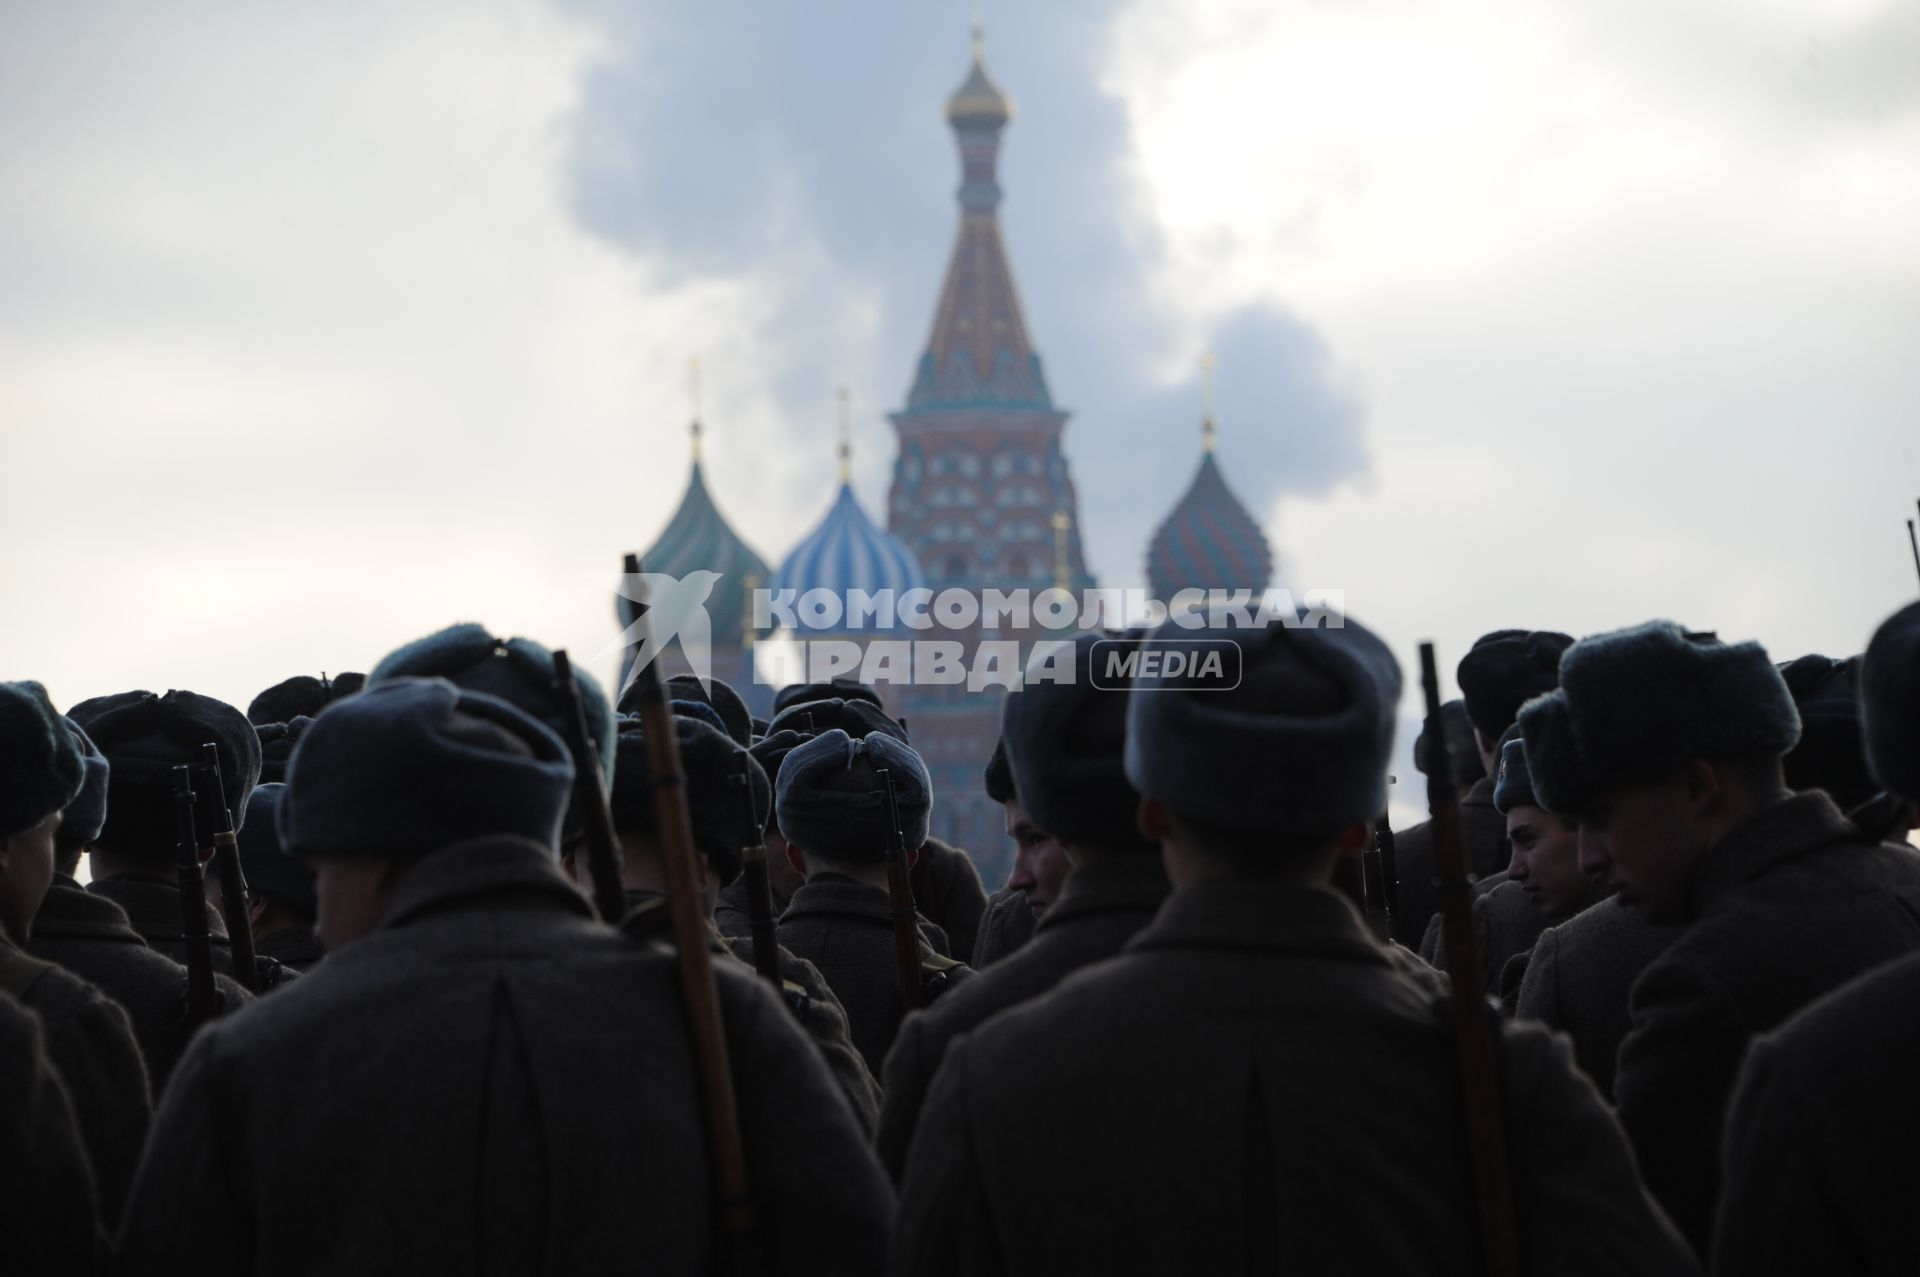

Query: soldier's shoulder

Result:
[1758,949,1920,1074]
[5,951,124,1030]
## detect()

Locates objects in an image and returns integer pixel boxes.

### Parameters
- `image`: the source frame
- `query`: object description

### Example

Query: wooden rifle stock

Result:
[878,768,922,1013]
[551,650,628,926]
[627,569,759,1268]
[170,765,223,1027]
[734,756,782,988]
[1420,642,1521,1277]
[199,743,261,993]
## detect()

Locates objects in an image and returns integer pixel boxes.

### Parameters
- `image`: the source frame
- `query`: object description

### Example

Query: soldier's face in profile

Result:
[1576,777,1700,922]
[1003,799,1071,916]
[1506,805,1588,915]
[0,808,60,945]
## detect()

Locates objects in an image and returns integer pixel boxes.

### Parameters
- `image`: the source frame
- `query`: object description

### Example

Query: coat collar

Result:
[90,871,231,941]
[1127,877,1393,968]
[33,874,151,947]
[783,873,893,924]
[1038,853,1171,934]
[379,836,594,932]
[1687,790,1863,916]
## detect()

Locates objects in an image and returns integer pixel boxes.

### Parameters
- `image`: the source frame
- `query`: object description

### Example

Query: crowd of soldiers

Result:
[3,594,1919,1275]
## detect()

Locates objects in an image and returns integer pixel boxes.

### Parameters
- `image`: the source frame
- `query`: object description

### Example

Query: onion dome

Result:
[1146,373,1274,601]
[777,390,928,633]
[776,484,928,634]
[945,27,1012,126]
[623,413,770,647]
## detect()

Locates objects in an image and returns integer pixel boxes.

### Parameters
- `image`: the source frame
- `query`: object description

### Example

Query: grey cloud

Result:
[555,0,1371,580]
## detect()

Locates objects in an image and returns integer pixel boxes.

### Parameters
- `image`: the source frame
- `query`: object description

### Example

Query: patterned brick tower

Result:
[889,32,1095,882]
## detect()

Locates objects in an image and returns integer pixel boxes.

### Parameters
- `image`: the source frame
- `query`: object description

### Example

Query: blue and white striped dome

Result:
[775,483,928,633]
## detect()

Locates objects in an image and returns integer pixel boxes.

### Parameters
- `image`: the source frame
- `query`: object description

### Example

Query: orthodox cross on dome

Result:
[1200,351,1218,454]
[688,356,704,460]
[836,385,854,483]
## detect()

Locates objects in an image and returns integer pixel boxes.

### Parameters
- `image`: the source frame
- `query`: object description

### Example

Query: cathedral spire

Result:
[900,35,1050,415]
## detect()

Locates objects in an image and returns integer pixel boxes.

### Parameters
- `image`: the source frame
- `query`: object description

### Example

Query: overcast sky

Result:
[4,1,1917,821]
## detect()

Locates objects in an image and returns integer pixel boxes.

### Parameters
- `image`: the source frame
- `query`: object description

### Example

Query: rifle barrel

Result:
[551,650,628,926]
[201,743,261,993]
[1419,642,1521,1277]
[736,759,782,988]
[878,768,922,1013]
[627,569,759,1260]
[171,765,222,1027]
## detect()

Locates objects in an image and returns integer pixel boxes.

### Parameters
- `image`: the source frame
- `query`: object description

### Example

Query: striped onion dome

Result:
[774,483,928,633]
[1146,450,1274,603]
[624,458,770,646]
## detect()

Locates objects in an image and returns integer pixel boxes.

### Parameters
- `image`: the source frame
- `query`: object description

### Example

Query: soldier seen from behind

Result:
[774,727,970,1074]
[29,717,255,1092]
[116,677,893,1276]
[715,728,809,940]
[65,688,294,991]
[1517,619,1920,1259]
[876,632,1172,1180]
[236,783,324,972]
[594,710,882,1130]
[894,615,1696,1276]
[0,681,152,1229]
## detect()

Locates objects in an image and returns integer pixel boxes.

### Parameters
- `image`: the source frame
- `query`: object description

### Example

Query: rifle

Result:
[1907,514,1919,587]
[734,754,782,988]
[1377,777,1400,917]
[627,568,759,1268]
[877,768,922,1013]
[170,765,223,1027]
[1360,827,1393,945]
[551,649,628,926]
[199,743,261,994]
[1420,642,1521,1277]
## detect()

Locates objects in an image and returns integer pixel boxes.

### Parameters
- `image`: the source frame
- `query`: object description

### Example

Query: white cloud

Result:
[1106,0,1920,697]
[0,2,823,707]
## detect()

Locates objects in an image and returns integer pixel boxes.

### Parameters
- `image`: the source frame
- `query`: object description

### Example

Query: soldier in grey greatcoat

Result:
[877,634,1172,1180]
[31,717,255,1090]
[0,682,153,1228]
[65,688,294,990]
[592,710,881,1131]
[1710,599,1920,1275]
[1403,631,1574,949]
[1518,619,1920,1259]
[1493,728,1679,1091]
[716,728,808,939]
[968,735,1068,970]
[236,784,325,971]
[759,694,993,963]
[774,728,970,1075]
[1401,700,1505,950]
[116,677,893,1276]
[894,615,1695,1276]
[0,989,104,1276]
